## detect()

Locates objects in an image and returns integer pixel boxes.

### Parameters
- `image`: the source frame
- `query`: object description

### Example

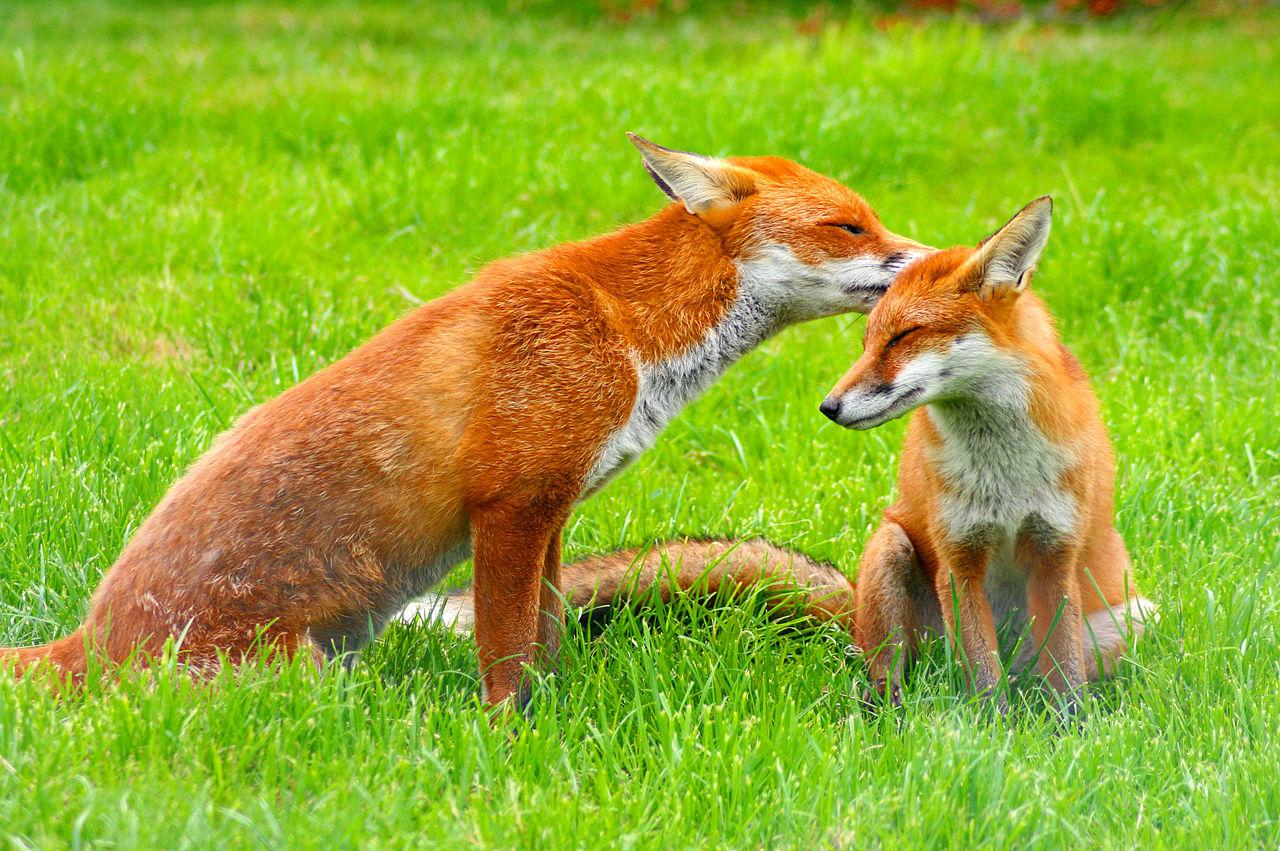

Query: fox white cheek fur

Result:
[828,331,1028,429]
[892,332,1020,409]
[736,243,925,319]
[819,252,926,312]
[823,350,946,428]
[936,333,1029,406]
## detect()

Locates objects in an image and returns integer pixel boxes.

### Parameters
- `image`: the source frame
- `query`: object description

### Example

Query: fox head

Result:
[819,196,1054,429]
[628,134,929,319]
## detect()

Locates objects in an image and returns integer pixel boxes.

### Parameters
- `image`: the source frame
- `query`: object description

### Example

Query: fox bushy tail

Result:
[399,537,1156,685]
[0,628,89,679]
[398,538,857,636]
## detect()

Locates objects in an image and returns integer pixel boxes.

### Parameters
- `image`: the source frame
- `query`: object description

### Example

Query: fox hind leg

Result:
[536,527,565,670]
[854,521,939,707]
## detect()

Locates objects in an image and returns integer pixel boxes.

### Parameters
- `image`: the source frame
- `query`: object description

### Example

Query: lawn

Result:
[1,1,1278,847]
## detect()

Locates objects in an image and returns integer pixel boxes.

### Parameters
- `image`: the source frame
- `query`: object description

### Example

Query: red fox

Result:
[820,197,1153,711]
[2,135,926,708]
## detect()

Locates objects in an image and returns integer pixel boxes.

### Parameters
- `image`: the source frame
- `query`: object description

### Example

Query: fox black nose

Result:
[819,397,842,422]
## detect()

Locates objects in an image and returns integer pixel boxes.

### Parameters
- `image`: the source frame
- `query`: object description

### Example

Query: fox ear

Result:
[966,196,1053,298]
[627,133,756,215]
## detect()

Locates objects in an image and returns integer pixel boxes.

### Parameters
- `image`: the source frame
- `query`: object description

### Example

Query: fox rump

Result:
[2,135,925,706]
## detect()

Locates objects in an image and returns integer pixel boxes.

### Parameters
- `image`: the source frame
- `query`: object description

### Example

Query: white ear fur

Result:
[970,196,1053,295]
[627,133,756,215]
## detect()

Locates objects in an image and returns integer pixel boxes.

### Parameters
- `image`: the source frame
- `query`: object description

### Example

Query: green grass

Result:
[2,1,1279,846]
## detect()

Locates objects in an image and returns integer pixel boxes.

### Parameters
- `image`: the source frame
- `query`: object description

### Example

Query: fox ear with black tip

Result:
[626,133,757,216]
[966,196,1053,300]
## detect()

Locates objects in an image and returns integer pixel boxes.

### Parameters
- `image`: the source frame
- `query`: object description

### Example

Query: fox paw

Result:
[859,679,902,714]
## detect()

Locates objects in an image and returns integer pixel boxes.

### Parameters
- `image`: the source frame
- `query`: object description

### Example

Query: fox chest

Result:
[582,292,774,496]
[928,406,1079,547]
[931,423,1079,631]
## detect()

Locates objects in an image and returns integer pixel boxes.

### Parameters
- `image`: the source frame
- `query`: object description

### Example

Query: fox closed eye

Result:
[828,223,866,236]
[885,326,923,351]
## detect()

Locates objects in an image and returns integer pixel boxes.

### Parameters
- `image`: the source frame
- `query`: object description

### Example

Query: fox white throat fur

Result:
[927,373,1078,546]
[585,243,924,492]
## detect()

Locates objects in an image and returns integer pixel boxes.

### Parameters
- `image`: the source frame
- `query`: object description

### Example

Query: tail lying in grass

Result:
[1000,595,1156,680]
[399,536,1156,685]
[398,538,857,637]
[0,629,89,679]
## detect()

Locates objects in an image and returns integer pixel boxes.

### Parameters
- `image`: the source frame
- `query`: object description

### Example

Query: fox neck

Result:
[924,320,1077,544]
[583,206,786,366]
[577,208,789,494]
[928,375,1039,465]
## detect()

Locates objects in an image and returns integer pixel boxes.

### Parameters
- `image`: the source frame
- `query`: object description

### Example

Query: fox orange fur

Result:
[821,197,1153,711]
[2,135,926,707]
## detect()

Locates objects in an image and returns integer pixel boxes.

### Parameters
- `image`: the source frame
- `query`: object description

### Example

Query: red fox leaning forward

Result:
[2,135,927,708]
[408,200,1153,712]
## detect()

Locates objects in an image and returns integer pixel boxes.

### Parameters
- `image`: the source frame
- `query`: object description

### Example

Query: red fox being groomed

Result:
[824,198,1154,710]
[2,135,927,708]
